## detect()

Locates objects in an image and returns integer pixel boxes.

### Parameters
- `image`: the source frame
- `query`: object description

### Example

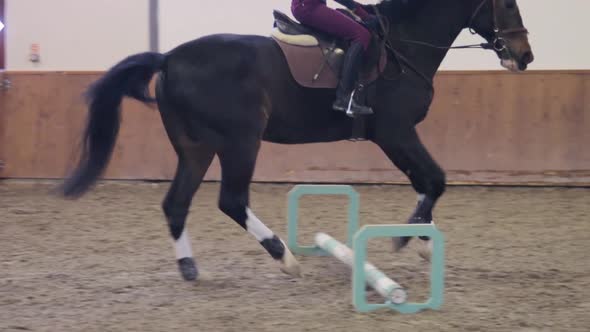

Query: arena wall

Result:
[5,0,148,71]
[1,70,587,186]
[160,0,590,71]
[5,0,590,71]
[1,1,588,186]
[0,0,5,69]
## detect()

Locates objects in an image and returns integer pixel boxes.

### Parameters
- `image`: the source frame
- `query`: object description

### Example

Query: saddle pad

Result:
[271,28,319,47]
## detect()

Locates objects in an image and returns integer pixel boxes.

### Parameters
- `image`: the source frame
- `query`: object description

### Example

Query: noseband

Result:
[467,0,529,51]
[372,0,529,90]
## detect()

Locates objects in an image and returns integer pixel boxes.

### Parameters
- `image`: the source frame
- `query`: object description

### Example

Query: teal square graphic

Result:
[352,224,445,313]
[287,185,359,256]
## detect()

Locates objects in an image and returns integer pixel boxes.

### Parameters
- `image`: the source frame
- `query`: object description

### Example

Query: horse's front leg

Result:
[374,126,446,260]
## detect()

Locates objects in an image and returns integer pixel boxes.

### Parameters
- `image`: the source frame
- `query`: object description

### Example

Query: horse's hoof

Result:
[178,257,198,281]
[392,236,412,252]
[417,239,433,262]
[279,242,302,278]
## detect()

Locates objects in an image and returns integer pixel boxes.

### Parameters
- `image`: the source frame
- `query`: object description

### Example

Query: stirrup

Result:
[345,90,356,117]
[344,90,374,117]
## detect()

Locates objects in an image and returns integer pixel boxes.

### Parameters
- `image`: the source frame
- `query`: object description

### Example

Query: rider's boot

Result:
[332,42,374,117]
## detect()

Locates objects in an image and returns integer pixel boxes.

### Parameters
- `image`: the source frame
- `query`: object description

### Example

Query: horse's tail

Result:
[60,52,166,198]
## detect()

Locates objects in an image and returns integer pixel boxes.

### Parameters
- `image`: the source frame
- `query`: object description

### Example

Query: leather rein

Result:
[371,0,528,90]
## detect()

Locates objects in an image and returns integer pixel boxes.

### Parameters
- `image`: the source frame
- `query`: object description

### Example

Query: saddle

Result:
[271,10,387,89]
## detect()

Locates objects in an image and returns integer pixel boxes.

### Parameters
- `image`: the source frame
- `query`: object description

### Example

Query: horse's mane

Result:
[374,0,430,23]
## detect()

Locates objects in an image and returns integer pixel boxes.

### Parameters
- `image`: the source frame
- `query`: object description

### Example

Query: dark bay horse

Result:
[60,0,534,281]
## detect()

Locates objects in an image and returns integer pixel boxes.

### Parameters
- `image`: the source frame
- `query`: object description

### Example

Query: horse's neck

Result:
[388,1,468,79]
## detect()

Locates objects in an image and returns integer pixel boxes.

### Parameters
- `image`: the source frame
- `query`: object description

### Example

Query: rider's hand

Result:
[362,15,380,31]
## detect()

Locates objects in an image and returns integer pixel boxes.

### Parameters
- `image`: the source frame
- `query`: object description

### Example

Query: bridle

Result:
[370,0,528,89]
[374,0,528,52]
[467,0,528,52]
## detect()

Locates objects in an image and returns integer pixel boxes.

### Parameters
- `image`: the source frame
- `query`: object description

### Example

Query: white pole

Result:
[315,232,407,304]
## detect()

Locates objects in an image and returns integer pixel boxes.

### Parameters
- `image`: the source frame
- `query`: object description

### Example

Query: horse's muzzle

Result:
[518,51,534,70]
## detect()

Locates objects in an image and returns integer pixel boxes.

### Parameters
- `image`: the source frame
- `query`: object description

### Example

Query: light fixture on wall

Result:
[0,20,4,32]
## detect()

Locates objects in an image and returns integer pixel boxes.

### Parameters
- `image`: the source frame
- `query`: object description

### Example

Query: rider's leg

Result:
[292,1,373,116]
[332,41,373,116]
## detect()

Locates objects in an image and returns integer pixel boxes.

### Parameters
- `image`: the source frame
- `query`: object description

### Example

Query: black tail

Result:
[60,52,166,198]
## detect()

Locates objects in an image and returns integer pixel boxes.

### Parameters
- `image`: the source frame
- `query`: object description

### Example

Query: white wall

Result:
[443,0,590,70]
[159,0,293,52]
[5,0,589,71]
[6,0,149,71]
[160,0,590,71]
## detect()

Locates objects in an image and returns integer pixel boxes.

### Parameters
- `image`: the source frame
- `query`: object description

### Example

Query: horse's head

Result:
[467,0,534,71]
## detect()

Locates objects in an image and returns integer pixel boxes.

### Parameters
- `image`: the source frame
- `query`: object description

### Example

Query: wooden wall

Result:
[0,70,588,186]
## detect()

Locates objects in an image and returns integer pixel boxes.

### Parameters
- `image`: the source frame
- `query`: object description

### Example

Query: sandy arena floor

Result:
[0,180,588,332]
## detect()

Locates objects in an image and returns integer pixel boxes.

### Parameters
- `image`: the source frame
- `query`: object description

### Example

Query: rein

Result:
[370,0,527,89]
[467,0,528,52]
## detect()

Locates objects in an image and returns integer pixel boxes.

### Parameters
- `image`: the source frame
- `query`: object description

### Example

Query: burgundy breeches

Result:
[291,0,371,50]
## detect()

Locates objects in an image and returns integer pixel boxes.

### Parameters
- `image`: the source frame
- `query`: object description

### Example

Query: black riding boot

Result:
[332,42,374,116]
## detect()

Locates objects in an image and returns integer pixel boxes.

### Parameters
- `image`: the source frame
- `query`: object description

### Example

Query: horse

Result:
[59,0,534,281]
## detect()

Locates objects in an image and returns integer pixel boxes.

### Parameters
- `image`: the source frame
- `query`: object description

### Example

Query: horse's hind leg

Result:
[216,139,301,278]
[163,143,215,281]
[157,80,216,280]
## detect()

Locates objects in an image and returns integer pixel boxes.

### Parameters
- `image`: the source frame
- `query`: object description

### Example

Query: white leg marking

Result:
[246,208,302,277]
[246,208,274,241]
[174,229,193,260]
[417,194,426,203]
